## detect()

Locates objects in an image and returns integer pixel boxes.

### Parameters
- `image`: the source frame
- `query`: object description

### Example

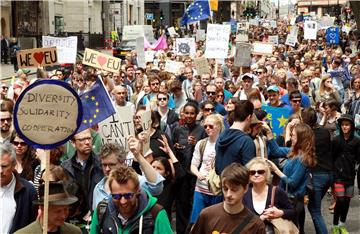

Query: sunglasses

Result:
[12,141,27,147]
[204,108,215,112]
[151,83,159,86]
[207,91,216,95]
[291,99,301,103]
[0,117,12,122]
[111,192,135,200]
[158,97,167,101]
[204,124,214,129]
[249,170,266,175]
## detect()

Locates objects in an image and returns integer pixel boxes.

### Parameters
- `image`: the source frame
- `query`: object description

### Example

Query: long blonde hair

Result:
[318,74,332,96]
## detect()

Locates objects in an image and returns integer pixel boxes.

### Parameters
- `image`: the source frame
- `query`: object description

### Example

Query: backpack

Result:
[96,198,163,233]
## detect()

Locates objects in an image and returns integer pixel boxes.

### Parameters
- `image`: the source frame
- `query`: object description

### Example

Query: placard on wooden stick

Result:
[13,80,82,234]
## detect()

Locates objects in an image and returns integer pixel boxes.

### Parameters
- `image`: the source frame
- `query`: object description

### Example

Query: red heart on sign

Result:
[97,56,107,67]
[33,52,44,64]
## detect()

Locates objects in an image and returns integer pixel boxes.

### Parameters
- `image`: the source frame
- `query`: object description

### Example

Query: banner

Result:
[194,57,210,75]
[99,106,135,152]
[304,21,318,40]
[175,38,196,56]
[205,24,231,58]
[17,47,58,69]
[82,48,122,73]
[42,36,77,64]
[261,105,291,139]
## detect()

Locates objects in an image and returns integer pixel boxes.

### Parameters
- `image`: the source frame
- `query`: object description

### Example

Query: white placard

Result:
[304,21,318,40]
[204,24,231,59]
[249,19,259,26]
[319,16,335,29]
[42,36,77,64]
[268,35,279,46]
[140,110,152,155]
[99,106,135,152]
[270,20,277,28]
[175,38,196,56]
[235,34,249,42]
[122,25,155,43]
[167,27,177,37]
[136,37,145,68]
[285,34,297,47]
[165,60,183,74]
[290,26,299,37]
[252,42,273,56]
[196,29,206,41]
[145,51,155,63]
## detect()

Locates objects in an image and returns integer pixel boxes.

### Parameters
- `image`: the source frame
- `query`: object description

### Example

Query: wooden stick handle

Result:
[43,150,50,234]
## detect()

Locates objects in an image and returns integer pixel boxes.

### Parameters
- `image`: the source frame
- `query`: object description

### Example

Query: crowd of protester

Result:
[1,13,360,234]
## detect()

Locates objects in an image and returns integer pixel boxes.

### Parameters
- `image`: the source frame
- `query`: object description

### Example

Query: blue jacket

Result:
[215,128,256,174]
[280,156,309,198]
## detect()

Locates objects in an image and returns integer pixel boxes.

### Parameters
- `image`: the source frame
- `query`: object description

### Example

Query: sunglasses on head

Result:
[111,192,135,200]
[249,170,266,175]
[204,124,214,129]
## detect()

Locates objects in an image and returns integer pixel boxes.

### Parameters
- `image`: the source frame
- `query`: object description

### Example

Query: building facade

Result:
[297,0,348,16]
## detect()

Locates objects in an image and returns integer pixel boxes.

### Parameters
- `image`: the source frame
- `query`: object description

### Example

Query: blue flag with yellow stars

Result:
[77,78,116,133]
[181,0,211,26]
[262,105,291,139]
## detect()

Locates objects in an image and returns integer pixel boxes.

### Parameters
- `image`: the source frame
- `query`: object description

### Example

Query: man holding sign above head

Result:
[15,182,81,234]
[61,128,104,225]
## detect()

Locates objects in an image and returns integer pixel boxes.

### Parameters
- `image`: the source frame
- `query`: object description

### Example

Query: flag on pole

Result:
[181,0,211,26]
[77,78,116,132]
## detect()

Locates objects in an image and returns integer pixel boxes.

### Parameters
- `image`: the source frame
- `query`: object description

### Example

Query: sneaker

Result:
[339,225,349,234]
[332,226,340,234]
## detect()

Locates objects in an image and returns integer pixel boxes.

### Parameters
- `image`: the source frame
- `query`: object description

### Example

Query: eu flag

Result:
[181,0,211,26]
[261,105,291,139]
[77,78,116,132]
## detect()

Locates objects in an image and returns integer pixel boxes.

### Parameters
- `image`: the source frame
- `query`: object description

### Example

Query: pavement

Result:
[1,63,38,83]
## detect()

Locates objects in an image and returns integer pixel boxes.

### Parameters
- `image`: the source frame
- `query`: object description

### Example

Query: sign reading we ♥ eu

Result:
[82,48,122,73]
[17,47,58,68]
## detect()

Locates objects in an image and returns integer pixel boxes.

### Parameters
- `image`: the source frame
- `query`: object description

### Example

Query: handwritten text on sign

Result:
[99,106,135,152]
[205,24,231,59]
[82,48,122,73]
[42,36,77,64]
[17,47,58,69]
[15,81,80,146]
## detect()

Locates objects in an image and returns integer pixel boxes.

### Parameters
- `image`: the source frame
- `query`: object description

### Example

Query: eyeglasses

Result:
[111,192,135,200]
[206,91,216,96]
[135,72,141,75]
[204,124,214,129]
[12,141,27,147]
[102,163,117,169]
[249,170,266,175]
[204,108,215,112]
[74,137,92,142]
[291,99,301,103]
[158,97,167,101]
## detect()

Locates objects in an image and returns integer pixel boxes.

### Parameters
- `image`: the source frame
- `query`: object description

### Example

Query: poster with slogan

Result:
[252,42,273,56]
[234,43,252,67]
[175,38,196,56]
[304,21,318,40]
[17,47,58,69]
[99,106,135,152]
[205,24,231,58]
[42,36,77,64]
[268,35,279,46]
[285,34,297,47]
[196,29,206,41]
[194,57,210,75]
[82,48,122,73]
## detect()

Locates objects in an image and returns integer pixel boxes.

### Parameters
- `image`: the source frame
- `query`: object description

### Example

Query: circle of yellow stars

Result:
[82,95,100,124]
[186,2,205,21]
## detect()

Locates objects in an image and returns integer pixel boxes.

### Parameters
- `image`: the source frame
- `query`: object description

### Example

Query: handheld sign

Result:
[234,43,252,67]
[82,48,122,73]
[194,57,210,75]
[252,42,273,56]
[17,47,58,69]
[205,24,231,59]
[13,80,82,149]
[42,36,78,64]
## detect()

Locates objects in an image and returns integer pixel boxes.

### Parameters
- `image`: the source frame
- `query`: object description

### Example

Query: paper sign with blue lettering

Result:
[326,27,339,44]
[261,105,291,138]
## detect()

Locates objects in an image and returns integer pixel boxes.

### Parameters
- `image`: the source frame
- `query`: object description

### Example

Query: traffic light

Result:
[243,7,256,18]
[160,10,164,21]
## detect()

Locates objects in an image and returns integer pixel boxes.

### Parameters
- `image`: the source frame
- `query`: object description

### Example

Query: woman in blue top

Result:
[267,123,317,234]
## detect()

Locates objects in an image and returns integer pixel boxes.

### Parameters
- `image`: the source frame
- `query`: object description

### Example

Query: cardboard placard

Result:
[17,47,58,69]
[196,29,206,41]
[234,43,252,67]
[194,57,210,75]
[204,24,231,59]
[304,21,318,40]
[42,36,77,64]
[82,48,122,73]
[175,38,196,56]
[136,37,145,68]
[268,35,279,46]
[140,110,152,155]
[13,80,82,149]
[252,42,273,56]
[99,106,135,152]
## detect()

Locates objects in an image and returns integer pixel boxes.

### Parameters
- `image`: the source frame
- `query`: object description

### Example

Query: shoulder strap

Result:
[271,186,277,207]
[150,203,164,220]
[96,198,109,229]
[198,137,208,168]
[231,212,254,234]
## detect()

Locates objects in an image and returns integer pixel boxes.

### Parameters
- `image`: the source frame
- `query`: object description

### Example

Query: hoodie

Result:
[215,128,256,174]
[332,114,360,185]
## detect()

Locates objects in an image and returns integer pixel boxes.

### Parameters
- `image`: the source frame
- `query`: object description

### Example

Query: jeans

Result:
[307,171,334,234]
[190,191,223,224]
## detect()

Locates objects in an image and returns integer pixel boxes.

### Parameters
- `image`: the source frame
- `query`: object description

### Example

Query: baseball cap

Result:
[267,85,280,93]
[16,69,31,75]
[241,73,255,80]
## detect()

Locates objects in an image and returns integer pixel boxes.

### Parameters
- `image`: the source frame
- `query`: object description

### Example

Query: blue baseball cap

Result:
[267,85,279,93]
